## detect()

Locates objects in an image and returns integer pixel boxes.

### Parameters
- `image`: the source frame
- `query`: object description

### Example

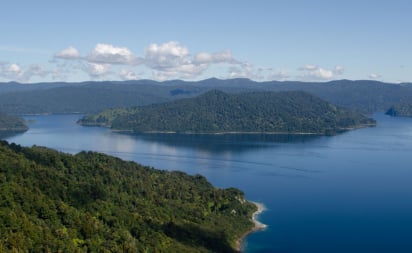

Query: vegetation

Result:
[1,79,412,114]
[79,90,375,135]
[0,81,196,114]
[0,141,256,252]
[0,112,28,131]
[386,103,412,117]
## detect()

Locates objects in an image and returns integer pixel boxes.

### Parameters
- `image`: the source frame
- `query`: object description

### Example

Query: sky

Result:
[0,0,411,83]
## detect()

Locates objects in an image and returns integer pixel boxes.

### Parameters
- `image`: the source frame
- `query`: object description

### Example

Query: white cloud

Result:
[49,41,245,81]
[119,69,138,80]
[144,41,190,69]
[54,46,81,59]
[0,63,50,82]
[369,73,382,80]
[87,43,139,65]
[227,64,291,81]
[193,50,236,64]
[227,62,265,80]
[144,41,239,80]
[333,65,345,75]
[298,64,337,81]
[316,68,334,79]
[85,63,111,78]
[7,63,22,74]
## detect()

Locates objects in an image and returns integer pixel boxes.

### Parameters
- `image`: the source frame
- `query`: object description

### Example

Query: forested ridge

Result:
[0,141,256,252]
[79,90,375,135]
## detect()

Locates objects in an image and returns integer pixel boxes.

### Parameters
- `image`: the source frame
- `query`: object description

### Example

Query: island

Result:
[0,141,258,252]
[0,112,28,132]
[386,103,412,118]
[79,90,376,135]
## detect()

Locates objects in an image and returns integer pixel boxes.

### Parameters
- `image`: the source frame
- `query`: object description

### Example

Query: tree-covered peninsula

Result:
[79,90,376,135]
[0,141,257,252]
[0,112,28,132]
[386,103,412,118]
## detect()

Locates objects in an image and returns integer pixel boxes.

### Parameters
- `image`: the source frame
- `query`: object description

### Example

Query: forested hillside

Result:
[79,90,375,135]
[0,141,256,252]
[0,112,28,131]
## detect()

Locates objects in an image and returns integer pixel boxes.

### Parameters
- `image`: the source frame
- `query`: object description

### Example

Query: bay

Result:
[5,113,412,253]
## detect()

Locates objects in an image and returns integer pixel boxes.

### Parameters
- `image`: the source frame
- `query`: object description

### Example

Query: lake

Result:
[5,113,412,253]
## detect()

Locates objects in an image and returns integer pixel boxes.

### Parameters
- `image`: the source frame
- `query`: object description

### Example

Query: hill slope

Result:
[0,141,256,252]
[79,90,375,135]
[0,112,28,131]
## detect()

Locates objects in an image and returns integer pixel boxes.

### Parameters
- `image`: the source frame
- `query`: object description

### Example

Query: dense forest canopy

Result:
[0,141,256,252]
[79,90,375,135]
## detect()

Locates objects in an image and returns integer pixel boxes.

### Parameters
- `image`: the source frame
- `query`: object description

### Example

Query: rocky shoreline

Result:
[236,202,267,252]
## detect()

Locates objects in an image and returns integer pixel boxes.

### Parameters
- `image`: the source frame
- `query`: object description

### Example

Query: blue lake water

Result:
[5,113,412,253]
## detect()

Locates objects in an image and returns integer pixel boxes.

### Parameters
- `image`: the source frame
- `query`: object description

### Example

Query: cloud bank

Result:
[1,41,347,82]
[51,41,241,80]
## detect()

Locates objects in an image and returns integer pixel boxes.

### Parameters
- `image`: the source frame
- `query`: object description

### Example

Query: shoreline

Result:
[77,122,376,135]
[236,201,267,252]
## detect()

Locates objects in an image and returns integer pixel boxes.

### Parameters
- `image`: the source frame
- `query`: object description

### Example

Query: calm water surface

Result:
[5,113,412,253]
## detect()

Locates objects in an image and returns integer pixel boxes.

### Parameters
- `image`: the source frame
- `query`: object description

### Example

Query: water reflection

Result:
[125,133,321,153]
[5,113,412,252]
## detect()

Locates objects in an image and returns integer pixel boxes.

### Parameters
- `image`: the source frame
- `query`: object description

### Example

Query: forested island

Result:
[0,112,28,132]
[0,141,257,252]
[386,103,412,117]
[79,90,375,135]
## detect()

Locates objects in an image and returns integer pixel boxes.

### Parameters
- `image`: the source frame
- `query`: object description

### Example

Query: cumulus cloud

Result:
[119,69,138,80]
[226,64,291,81]
[7,63,23,75]
[143,41,240,80]
[298,64,343,81]
[49,41,246,80]
[87,43,139,65]
[84,63,111,78]
[144,41,190,69]
[369,73,382,80]
[54,46,81,59]
[0,63,50,82]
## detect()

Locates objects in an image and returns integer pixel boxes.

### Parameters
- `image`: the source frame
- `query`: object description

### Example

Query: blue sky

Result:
[0,0,411,83]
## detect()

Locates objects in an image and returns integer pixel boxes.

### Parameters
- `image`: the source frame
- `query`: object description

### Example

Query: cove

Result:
[5,113,412,253]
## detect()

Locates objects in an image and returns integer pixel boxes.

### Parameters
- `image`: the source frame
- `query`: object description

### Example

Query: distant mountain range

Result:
[1,79,412,114]
[79,90,375,135]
